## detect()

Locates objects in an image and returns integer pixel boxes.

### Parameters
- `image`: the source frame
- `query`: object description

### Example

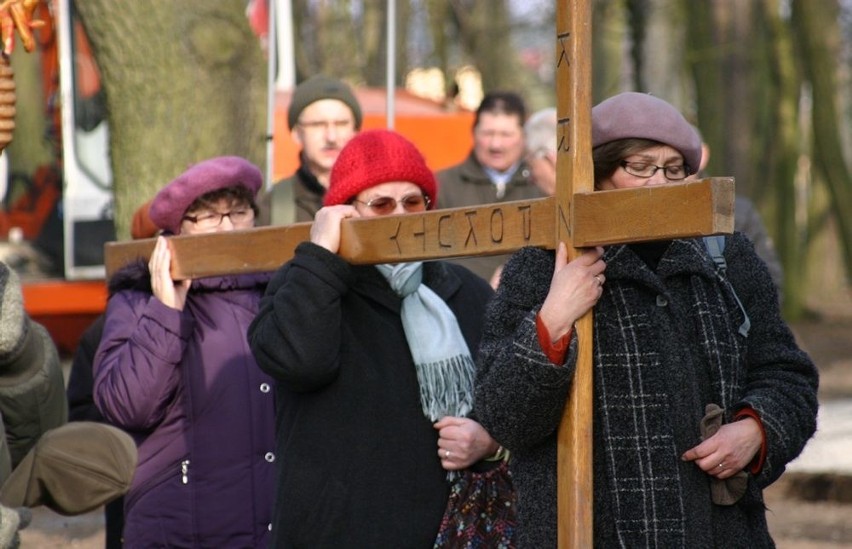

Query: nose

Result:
[646,169,669,186]
[325,123,339,143]
[217,214,235,230]
[488,135,505,151]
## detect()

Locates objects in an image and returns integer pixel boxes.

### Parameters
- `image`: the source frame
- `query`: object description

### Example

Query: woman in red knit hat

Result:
[249,130,514,547]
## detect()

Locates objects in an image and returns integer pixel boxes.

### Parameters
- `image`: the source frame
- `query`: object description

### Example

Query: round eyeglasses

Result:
[352,193,431,215]
[620,160,687,181]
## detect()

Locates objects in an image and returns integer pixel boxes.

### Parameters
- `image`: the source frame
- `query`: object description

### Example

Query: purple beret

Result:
[592,92,702,175]
[149,156,263,234]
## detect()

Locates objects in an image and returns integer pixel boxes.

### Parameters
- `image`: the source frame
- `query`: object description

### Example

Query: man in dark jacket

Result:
[258,74,362,225]
[436,91,543,282]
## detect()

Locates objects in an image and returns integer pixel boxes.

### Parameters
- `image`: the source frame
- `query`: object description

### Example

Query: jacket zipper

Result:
[181,459,191,484]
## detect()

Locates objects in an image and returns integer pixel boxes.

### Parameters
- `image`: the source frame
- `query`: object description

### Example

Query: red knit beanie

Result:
[324,130,437,207]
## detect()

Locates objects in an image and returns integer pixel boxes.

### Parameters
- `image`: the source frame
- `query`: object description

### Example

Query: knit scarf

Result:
[376,262,475,422]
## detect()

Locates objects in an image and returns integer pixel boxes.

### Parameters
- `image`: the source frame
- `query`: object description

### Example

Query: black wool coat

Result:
[248,242,494,548]
[475,233,818,548]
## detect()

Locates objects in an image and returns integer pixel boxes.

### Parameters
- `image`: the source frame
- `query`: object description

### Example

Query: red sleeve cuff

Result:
[536,313,571,365]
[735,407,767,474]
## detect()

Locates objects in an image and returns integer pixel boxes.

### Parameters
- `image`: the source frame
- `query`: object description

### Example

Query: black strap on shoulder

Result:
[703,235,751,337]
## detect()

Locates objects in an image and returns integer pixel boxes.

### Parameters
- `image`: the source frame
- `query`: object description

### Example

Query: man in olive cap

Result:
[260,74,363,225]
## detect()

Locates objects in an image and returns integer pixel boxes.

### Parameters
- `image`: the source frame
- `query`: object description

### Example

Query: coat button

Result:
[260,383,271,393]
[265,452,275,463]
[656,295,668,307]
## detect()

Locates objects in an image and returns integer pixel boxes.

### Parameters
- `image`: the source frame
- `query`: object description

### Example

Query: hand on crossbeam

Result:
[310,204,361,253]
[538,243,606,342]
[149,236,190,310]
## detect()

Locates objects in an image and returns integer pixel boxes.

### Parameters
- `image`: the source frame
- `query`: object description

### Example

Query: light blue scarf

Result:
[376,262,475,422]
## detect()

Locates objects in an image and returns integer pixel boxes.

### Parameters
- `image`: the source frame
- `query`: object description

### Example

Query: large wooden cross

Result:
[103,2,733,547]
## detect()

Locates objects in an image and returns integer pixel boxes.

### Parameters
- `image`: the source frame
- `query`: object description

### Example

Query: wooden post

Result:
[554,0,595,546]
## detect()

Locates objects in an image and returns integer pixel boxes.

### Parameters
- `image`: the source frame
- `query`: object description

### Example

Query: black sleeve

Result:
[67,315,106,422]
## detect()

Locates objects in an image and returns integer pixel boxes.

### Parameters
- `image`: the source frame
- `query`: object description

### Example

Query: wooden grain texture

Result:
[555,0,596,546]
[103,178,733,281]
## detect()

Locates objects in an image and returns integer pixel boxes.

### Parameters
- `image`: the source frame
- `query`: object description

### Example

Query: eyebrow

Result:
[627,153,684,164]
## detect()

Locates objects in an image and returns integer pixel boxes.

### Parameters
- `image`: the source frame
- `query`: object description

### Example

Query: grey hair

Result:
[524,107,558,156]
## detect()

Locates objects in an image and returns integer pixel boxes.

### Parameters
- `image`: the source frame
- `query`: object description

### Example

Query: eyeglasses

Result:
[352,193,431,215]
[297,119,354,132]
[182,208,255,229]
[620,160,688,181]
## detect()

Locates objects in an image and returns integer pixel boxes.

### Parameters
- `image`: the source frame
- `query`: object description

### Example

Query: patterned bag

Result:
[433,458,517,548]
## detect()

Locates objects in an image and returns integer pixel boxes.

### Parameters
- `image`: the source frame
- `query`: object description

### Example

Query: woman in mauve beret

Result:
[93,156,276,548]
[474,92,819,548]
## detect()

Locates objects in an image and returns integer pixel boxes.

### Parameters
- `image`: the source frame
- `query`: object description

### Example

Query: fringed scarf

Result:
[376,262,476,423]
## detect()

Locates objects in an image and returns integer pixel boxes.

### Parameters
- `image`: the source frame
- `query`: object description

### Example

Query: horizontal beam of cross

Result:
[103,177,734,280]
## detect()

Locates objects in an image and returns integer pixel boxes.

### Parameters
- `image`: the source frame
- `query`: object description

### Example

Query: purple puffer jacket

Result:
[93,264,275,548]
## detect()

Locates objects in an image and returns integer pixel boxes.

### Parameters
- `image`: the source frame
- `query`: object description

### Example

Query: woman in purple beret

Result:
[93,156,276,548]
[474,92,818,547]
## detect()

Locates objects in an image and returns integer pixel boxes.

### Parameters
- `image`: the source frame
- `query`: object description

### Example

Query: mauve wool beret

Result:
[287,75,363,131]
[149,156,262,235]
[592,92,702,174]
[324,130,437,207]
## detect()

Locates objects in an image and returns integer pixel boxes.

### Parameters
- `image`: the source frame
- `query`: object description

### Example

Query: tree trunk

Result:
[592,0,626,101]
[425,0,453,96]
[791,0,852,281]
[682,0,726,174]
[450,0,522,91]
[74,0,267,239]
[761,0,807,318]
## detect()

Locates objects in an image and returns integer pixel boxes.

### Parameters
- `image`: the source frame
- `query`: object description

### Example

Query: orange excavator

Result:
[2,1,476,356]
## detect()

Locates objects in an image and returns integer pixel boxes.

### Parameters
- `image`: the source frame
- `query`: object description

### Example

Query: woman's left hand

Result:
[434,416,500,471]
[681,417,762,479]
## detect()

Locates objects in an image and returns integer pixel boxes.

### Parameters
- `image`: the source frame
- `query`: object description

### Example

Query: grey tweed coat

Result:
[475,233,818,548]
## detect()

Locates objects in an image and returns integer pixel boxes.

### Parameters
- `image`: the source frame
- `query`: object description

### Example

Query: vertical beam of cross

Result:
[555,1,595,547]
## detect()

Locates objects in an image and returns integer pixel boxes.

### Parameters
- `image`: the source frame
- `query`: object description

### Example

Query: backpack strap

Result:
[703,235,751,337]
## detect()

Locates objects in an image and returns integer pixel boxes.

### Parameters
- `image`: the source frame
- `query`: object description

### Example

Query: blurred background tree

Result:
[74,0,267,237]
